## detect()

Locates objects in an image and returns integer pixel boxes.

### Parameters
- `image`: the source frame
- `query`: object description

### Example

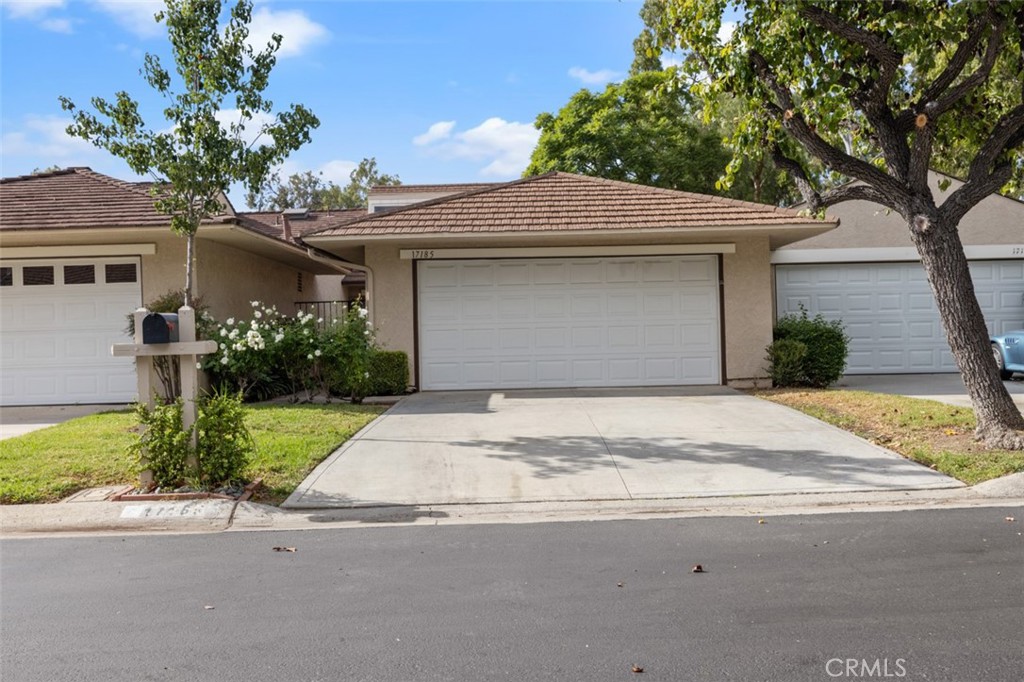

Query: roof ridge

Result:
[301,174,555,238]
[551,172,810,217]
[0,166,82,184]
[72,167,162,199]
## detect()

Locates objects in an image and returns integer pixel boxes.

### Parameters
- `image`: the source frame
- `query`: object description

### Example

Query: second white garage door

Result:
[417,256,721,390]
[776,260,1024,374]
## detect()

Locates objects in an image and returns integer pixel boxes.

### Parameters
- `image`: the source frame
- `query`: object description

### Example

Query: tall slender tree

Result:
[60,0,319,306]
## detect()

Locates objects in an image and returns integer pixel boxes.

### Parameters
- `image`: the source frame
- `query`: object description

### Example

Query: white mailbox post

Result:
[112,306,217,485]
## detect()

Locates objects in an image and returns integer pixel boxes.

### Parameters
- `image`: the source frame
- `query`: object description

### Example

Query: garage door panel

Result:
[776,260,1024,374]
[419,256,720,389]
[534,262,567,284]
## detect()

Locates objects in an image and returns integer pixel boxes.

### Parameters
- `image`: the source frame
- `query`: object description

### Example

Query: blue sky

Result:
[1,0,652,206]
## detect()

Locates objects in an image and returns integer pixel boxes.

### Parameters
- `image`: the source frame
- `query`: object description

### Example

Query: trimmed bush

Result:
[368,351,410,396]
[771,306,850,388]
[128,391,253,488]
[766,338,809,387]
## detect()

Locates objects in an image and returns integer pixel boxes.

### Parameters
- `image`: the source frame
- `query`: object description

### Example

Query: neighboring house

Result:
[774,171,1024,374]
[0,167,357,406]
[301,172,837,391]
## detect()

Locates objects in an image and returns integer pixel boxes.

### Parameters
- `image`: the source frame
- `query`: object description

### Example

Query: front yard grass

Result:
[757,389,1024,484]
[0,403,385,505]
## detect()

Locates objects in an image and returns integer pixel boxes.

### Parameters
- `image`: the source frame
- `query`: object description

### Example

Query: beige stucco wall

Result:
[362,235,774,388]
[780,172,1023,250]
[0,228,331,323]
[722,237,773,384]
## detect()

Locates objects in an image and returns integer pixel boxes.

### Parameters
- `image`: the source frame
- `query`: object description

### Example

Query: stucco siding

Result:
[197,239,318,320]
[781,173,1023,251]
[723,237,773,385]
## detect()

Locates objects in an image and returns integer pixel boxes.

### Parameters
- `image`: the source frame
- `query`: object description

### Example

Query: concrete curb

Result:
[2,482,1021,538]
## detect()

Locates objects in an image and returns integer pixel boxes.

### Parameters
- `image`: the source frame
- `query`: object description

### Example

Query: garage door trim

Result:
[414,254,725,390]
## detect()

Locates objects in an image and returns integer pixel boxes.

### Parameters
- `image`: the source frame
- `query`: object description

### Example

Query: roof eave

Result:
[302,221,837,245]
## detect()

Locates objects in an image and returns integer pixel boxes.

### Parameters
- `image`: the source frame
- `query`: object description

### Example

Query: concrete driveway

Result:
[283,387,959,509]
[837,374,1024,410]
[0,404,127,440]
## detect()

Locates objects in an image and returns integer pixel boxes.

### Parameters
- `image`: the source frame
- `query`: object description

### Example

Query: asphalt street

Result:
[2,508,1022,682]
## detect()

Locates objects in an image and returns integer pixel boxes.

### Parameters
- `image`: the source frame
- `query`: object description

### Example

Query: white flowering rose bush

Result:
[202,300,377,402]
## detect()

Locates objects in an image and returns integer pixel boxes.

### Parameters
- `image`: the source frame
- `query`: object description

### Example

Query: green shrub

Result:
[128,399,191,486]
[193,390,253,486]
[771,306,850,388]
[766,338,809,387]
[128,391,253,488]
[368,351,409,396]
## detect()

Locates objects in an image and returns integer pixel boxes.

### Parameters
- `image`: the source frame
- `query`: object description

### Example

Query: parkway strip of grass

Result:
[756,388,1024,484]
[0,403,386,505]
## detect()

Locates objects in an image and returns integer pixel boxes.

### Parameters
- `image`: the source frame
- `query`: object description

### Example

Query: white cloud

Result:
[317,159,357,186]
[247,7,329,58]
[2,0,65,19]
[718,21,737,44]
[416,117,540,178]
[91,0,164,38]
[567,66,622,86]
[1,114,99,162]
[660,55,686,69]
[413,121,455,146]
[2,0,73,33]
[213,109,279,148]
[40,16,72,32]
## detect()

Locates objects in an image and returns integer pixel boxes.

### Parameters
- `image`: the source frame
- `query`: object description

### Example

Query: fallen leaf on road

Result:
[692,564,705,573]
[272,547,297,553]
[758,518,766,524]
[631,665,644,673]
[204,605,215,610]
[1006,517,1015,522]
[617,582,624,588]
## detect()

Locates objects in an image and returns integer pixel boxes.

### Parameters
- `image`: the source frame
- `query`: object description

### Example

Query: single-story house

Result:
[300,172,838,391]
[774,171,1024,374]
[0,167,361,406]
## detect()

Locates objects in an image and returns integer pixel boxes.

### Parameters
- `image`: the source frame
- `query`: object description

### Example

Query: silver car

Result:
[991,331,1024,380]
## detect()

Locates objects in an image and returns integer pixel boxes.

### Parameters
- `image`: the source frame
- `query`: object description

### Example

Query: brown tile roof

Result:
[0,167,176,230]
[0,167,239,231]
[306,172,834,238]
[369,182,499,195]
[238,208,367,243]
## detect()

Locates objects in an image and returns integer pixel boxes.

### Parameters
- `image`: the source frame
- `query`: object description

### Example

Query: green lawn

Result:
[0,403,385,505]
[757,389,1024,484]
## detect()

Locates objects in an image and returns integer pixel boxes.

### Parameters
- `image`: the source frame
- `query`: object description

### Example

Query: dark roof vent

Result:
[283,207,310,220]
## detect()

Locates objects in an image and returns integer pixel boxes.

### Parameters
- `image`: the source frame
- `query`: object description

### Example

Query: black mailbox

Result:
[141,313,179,344]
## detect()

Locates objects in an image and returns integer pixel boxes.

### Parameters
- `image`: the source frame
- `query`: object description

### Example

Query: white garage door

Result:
[417,256,721,390]
[776,260,1024,374]
[1,257,141,405]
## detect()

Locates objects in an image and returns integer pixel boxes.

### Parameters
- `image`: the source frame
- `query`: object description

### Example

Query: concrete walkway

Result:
[283,387,960,509]
[837,374,1024,410]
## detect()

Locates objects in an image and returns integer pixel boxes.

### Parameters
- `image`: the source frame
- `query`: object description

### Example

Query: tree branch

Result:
[750,50,910,205]
[896,8,1006,130]
[941,103,1024,223]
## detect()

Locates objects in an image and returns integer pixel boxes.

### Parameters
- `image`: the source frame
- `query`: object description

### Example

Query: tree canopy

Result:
[651,0,1024,446]
[246,157,401,211]
[60,0,318,304]
[526,68,795,204]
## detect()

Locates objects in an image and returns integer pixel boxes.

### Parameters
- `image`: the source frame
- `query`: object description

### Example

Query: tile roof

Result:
[0,167,175,230]
[0,167,237,231]
[307,172,834,238]
[238,208,367,243]
[369,182,499,195]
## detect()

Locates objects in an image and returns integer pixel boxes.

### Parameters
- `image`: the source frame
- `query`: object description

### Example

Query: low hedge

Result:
[367,350,410,396]
[769,307,849,388]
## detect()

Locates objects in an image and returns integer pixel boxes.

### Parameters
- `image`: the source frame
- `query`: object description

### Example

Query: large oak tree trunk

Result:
[911,213,1024,448]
